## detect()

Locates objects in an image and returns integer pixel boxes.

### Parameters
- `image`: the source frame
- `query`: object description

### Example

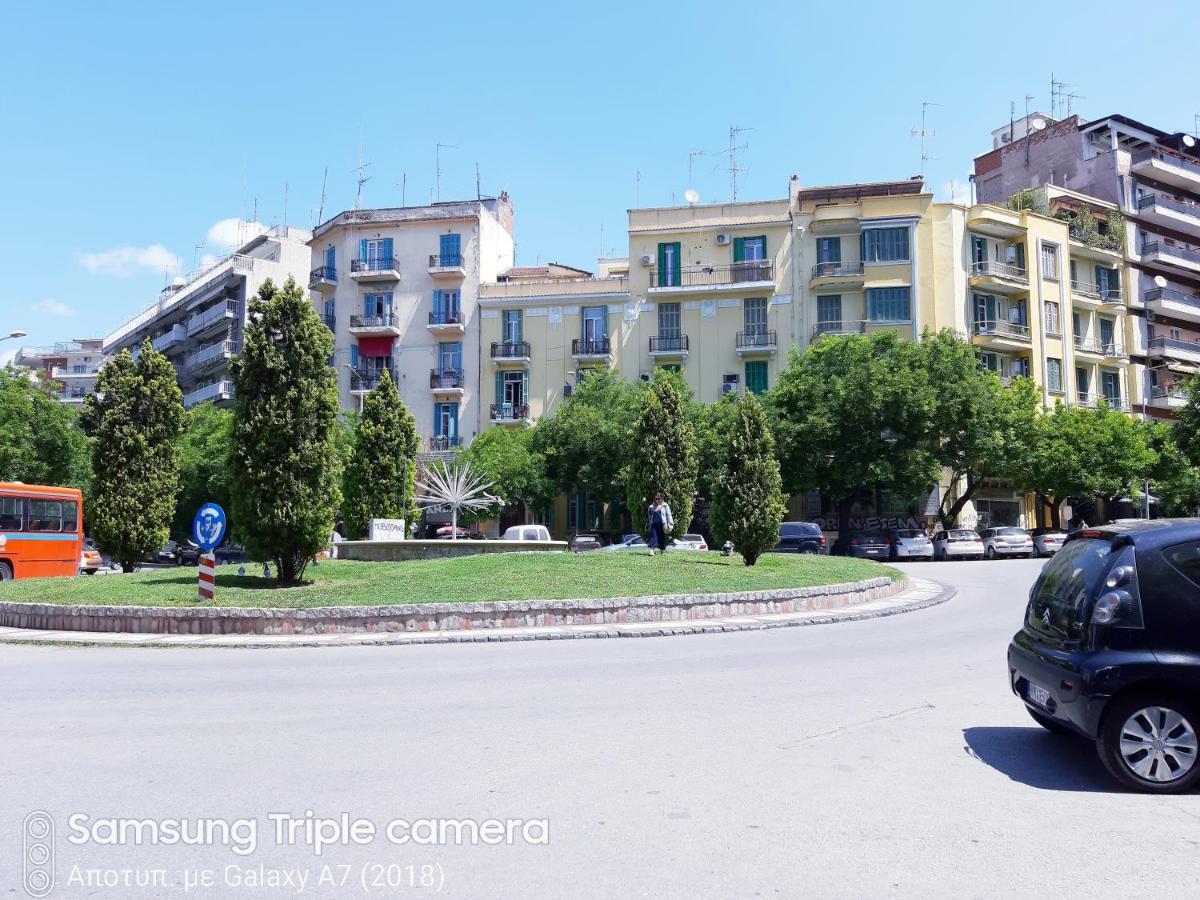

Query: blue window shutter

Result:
[364,293,374,315]
[325,245,335,269]
[381,238,393,261]
[450,404,458,438]
[350,345,359,369]
[441,233,460,262]
[433,289,441,318]
[359,239,367,261]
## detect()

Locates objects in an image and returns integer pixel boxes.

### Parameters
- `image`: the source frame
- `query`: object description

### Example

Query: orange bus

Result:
[0,482,84,580]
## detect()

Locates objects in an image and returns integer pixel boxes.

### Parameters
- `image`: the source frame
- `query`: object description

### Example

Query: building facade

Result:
[308,196,514,453]
[103,225,313,409]
[12,339,105,406]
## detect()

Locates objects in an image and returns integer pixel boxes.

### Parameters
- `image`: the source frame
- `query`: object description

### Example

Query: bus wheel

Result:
[0,561,12,581]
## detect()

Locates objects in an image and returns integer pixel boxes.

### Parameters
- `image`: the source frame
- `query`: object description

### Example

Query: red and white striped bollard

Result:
[198,552,216,601]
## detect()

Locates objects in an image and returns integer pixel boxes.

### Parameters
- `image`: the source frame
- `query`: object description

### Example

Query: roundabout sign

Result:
[192,503,226,600]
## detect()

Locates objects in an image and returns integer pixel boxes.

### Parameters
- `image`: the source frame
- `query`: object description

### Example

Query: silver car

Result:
[1031,528,1067,557]
[885,528,933,561]
[980,526,1034,559]
[932,528,984,560]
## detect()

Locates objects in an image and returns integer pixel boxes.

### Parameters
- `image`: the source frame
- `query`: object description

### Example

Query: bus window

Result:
[63,501,78,531]
[27,499,63,532]
[0,497,22,531]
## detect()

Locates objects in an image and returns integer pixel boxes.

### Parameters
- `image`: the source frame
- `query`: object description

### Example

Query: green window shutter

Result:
[758,235,767,258]
[495,370,503,406]
[359,239,368,261]
[746,360,768,395]
[733,237,745,262]
[657,243,667,286]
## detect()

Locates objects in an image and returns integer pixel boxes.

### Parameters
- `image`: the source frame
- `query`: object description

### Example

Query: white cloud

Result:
[79,244,181,277]
[34,298,74,318]
[938,176,972,205]
[205,218,266,251]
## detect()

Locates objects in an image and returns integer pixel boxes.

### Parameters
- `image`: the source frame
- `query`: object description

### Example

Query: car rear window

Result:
[782,523,819,536]
[950,530,978,540]
[998,527,1026,536]
[895,530,925,538]
[1028,537,1114,642]
[682,534,703,542]
[856,532,886,541]
[1163,541,1200,589]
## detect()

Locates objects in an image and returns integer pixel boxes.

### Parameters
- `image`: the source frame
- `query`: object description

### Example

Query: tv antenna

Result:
[1050,74,1068,118]
[312,166,328,225]
[719,126,751,202]
[436,143,457,202]
[1066,91,1085,117]
[688,148,704,191]
[911,101,941,176]
[1024,93,1035,167]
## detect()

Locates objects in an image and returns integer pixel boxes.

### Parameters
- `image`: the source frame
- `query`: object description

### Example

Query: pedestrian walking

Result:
[646,493,674,556]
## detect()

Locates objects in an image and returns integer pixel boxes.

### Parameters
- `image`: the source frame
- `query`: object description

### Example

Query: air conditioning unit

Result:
[716,233,731,246]
[563,384,574,397]
[720,382,738,396]
[639,254,654,266]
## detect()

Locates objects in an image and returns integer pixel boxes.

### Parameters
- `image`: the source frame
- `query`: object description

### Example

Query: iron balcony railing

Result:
[1070,280,1123,302]
[430,369,465,389]
[572,337,611,356]
[349,314,398,329]
[972,320,1032,343]
[811,320,867,340]
[1138,193,1200,219]
[1144,287,1200,309]
[1076,393,1131,412]
[429,253,463,268]
[1134,147,1200,178]
[650,335,689,353]
[649,260,774,289]
[183,380,234,408]
[429,435,461,452]
[811,261,865,279]
[491,340,531,359]
[736,329,777,348]
[429,310,463,326]
[1148,336,1200,356]
[970,260,1028,283]
[1142,241,1200,266]
[1152,385,1188,401]
[491,403,530,421]
[308,265,337,286]
[349,368,394,391]
[350,257,400,274]
[1073,335,1127,357]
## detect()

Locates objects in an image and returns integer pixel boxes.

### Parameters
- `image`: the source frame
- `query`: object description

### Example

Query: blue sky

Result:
[1,0,1196,359]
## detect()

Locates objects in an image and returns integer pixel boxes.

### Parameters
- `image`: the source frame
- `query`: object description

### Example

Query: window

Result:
[657,242,681,287]
[433,289,461,323]
[866,287,911,322]
[324,245,336,272]
[1095,265,1119,299]
[1163,541,1200,588]
[568,491,599,531]
[363,292,393,318]
[816,237,841,264]
[861,227,909,262]
[434,403,459,441]
[496,370,528,412]
[733,235,766,261]
[502,309,523,344]
[1076,367,1089,400]
[1047,358,1063,393]
[745,360,768,395]
[1041,243,1059,280]
[1100,317,1116,351]
[438,341,463,372]
[743,297,767,335]
[816,295,842,330]
[658,302,681,339]
[1072,311,1083,340]
[27,498,64,532]
[582,307,607,342]
[979,352,1001,374]
[1012,357,1030,378]
[1170,327,1182,340]
[359,238,393,265]
[0,497,23,531]
[1045,301,1061,335]
[323,297,336,326]
[1101,371,1121,403]
[439,233,461,266]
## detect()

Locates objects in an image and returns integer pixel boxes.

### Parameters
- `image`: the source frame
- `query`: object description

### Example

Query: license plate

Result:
[1027,681,1052,709]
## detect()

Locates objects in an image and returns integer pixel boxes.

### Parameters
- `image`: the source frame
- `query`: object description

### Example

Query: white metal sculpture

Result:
[414,461,500,540]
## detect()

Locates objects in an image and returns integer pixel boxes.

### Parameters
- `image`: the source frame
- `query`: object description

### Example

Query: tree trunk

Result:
[1038,494,1061,530]
[940,471,977,529]
[120,558,136,574]
[836,495,856,546]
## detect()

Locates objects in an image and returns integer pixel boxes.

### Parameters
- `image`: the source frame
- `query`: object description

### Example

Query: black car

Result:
[1007,519,1200,793]
[214,542,246,565]
[176,541,201,566]
[832,530,890,559]
[770,522,827,554]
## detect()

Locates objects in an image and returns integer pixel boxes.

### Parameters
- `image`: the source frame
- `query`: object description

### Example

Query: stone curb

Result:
[0,578,953,649]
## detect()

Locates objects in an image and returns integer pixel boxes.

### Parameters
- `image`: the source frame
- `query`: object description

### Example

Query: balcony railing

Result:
[1138,193,1200,219]
[572,337,611,356]
[349,368,394,391]
[491,403,530,421]
[1070,280,1123,302]
[152,325,187,352]
[1134,147,1200,178]
[350,257,400,274]
[972,320,1031,343]
[811,261,865,279]
[429,435,461,452]
[736,330,777,348]
[1142,241,1200,265]
[184,380,234,408]
[187,299,240,336]
[1148,335,1200,355]
[1076,393,1131,412]
[970,260,1028,283]
[429,310,463,326]
[1145,287,1200,310]
[308,265,337,286]
[185,340,237,373]
[349,314,399,329]
[491,341,530,359]
[811,320,867,340]
[649,335,689,353]
[1152,385,1189,401]
[1072,336,1126,357]
[649,260,774,289]
[429,254,463,268]
[430,369,465,389]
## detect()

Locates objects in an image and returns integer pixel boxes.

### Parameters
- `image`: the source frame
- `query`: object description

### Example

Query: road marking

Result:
[778,704,936,749]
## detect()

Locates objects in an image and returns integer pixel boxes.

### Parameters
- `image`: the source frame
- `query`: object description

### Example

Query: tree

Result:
[229,277,341,584]
[1145,421,1200,517]
[460,426,553,526]
[1176,374,1200,465]
[709,393,786,565]
[770,331,940,536]
[342,369,419,540]
[78,341,184,572]
[1090,405,1156,508]
[623,372,698,539]
[0,369,90,491]
[173,403,234,540]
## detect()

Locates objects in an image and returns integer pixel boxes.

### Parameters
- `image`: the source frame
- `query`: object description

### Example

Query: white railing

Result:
[187,300,239,336]
[183,380,234,408]
[185,341,236,373]
[152,324,187,352]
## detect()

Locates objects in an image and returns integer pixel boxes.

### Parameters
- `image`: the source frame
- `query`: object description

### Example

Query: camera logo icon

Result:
[23,811,54,898]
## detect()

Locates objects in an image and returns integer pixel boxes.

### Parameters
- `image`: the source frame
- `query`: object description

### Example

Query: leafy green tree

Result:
[229,277,340,584]
[709,393,786,565]
[770,331,940,536]
[0,369,90,491]
[78,341,184,571]
[172,403,234,540]
[1176,375,1200,464]
[460,426,554,526]
[623,372,698,539]
[1090,405,1157,508]
[342,369,419,539]
[1145,421,1200,517]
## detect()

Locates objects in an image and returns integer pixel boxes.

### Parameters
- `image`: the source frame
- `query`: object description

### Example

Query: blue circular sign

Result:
[192,503,227,552]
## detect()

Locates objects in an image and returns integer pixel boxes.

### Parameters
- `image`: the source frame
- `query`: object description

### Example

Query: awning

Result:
[357,335,395,357]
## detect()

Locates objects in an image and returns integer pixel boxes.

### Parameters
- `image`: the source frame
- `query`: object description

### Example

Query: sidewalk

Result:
[0,578,952,649]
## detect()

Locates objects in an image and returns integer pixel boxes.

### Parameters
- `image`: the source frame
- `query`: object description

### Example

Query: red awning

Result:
[357,336,395,357]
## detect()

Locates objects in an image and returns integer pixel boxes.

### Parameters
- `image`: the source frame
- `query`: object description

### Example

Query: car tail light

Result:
[818,535,826,547]
[1090,546,1144,629]
[850,538,859,546]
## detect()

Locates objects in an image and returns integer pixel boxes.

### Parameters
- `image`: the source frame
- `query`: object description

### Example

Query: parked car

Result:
[79,544,103,575]
[145,540,180,565]
[602,534,648,551]
[214,542,245,565]
[837,530,891,559]
[176,541,201,566]
[932,529,984,561]
[1031,528,1068,558]
[980,526,1034,559]
[435,526,470,540]
[670,534,709,551]
[1008,519,1200,793]
[500,525,552,542]
[770,522,827,555]
[570,534,602,553]
[885,528,933,561]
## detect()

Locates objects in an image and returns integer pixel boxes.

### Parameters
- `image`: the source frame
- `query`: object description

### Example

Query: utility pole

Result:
[436,143,457,202]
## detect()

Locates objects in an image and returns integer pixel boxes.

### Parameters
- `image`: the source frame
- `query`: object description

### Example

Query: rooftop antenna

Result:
[313,166,328,225]
[688,148,703,191]
[283,182,288,228]
[1024,94,1034,167]
[399,173,407,207]
[726,125,751,201]
[192,241,206,272]
[1050,74,1068,119]
[475,162,481,201]
[436,143,457,202]
[352,131,372,211]
[635,169,641,206]
[910,101,941,176]
[1066,91,1085,117]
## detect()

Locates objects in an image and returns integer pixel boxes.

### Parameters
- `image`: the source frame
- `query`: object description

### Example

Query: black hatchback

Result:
[1007,519,1200,793]
[770,522,827,555]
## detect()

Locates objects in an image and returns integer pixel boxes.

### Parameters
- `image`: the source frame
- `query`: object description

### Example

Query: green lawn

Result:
[0,552,901,609]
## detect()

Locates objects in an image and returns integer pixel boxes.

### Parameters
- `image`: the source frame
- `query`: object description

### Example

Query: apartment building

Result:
[12,339,105,406]
[104,225,313,409]
[975,112,1200,418]
[308,196,514,453]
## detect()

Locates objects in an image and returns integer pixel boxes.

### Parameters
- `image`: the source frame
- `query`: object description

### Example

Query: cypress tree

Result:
[710,392,786,566]
[624,374,697,540]
[79,340,184,572]
[342,368,419,539]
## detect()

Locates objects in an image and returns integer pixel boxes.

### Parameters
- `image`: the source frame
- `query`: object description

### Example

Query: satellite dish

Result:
[1154,275,1168,288]
[1031,118,1047,131]
[684,189,699,205]
[1184,135,1197,148]
[172,277,186,287]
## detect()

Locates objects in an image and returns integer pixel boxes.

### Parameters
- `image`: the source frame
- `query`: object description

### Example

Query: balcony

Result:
[428,253,466,280]
[648,260,774,293]
[151,324,187,353]
[811,320,867,341]
[1137,193,1200,233]
[349,256,401,282]
[428,435,461,452]
[490,403,530,425]
[308,265,337,293]
[1141,241,1200,275]
[50,366,98,380]
[969,260,1029,294]
[735,330,777,355]
[491,341,531,364]
[572,337,611,360]
[1145,286,1200,323]
[1132,147,1200,193]
[810,261,866,288]
[187,300,239,338]
[349,368,394,393]
[810,203,862,234]
[967,205,1026,238]
[427,309,465,335]
[183,380,234,408]
[185,340,237,375]
[429,369,466,395]
[1150,385,1189,410]
[971,320,1032,350]
[1073,335,1104,357]
[649,335,689,359]
[1070,280,1124,311]
[349,313,403,336]
[1076,394,1131,413]
[1148,335,1200,366]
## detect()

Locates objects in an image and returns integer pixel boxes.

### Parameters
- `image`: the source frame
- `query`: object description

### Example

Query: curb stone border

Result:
[0,578,954,649]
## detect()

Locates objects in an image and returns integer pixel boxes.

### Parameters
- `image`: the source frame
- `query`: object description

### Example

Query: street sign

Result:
[192,503,227,552]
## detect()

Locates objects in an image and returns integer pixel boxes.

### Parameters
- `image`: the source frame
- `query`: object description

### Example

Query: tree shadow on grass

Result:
[131,574,313,591]
[962,725,1117,793]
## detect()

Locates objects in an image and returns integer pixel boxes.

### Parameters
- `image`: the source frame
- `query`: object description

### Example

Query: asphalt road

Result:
[2,559,1197,899]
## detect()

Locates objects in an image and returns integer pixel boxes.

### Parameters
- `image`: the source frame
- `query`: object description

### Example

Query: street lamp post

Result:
[2,330,27,342]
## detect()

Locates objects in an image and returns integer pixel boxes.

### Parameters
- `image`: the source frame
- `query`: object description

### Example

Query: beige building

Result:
[12,339,105,406]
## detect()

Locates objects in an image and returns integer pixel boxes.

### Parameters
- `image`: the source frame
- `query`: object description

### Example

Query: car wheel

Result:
[1097,694,1200,793]
[0,561,12,580]
[1026,706,1075,736]
[985,546,996,560]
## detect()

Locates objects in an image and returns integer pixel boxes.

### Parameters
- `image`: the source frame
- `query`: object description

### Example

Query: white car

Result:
[670,534,709,551]
[980,526,1034,559]
[1031,529,1067,557]
[500,525,552,542]
[885,529,933,560]
[932,528,984,560]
